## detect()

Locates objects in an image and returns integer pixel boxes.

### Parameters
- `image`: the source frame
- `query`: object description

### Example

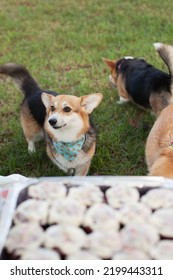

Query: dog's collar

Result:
[53,135,86,162]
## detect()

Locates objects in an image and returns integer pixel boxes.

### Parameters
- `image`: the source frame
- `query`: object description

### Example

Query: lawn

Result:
[0,0,173,177]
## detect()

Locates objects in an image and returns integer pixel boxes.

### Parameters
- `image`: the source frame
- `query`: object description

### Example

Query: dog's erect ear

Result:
[103,58,115,70]
[80,93,103,114]
[41,92,52,108]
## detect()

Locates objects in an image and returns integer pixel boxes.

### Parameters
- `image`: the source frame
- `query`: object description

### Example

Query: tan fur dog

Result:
[145,103,173,178]
[0,63,103,176]
[104,43,173,117]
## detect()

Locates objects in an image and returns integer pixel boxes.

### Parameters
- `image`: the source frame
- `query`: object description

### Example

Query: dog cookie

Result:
[44,224,86,255]
[150,240,173,260]
[28,181,67,200]
[112,248,150,260]
[120,223,159,252]
[5,223,44,254]
[67,250,100,260]
[48,198,86,226]
[20,247,60,260]
[86,230,122,259]
[68,183,103,206]
[14,199,49,225]
[150,208,173,237]
[83,203,119,231]
[106,185,139,208]
[119,202,151,225]
[141,188,173,209]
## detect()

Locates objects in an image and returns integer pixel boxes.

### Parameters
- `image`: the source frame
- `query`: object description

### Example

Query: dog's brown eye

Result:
[63,106,71,113]
[51,105,55,112]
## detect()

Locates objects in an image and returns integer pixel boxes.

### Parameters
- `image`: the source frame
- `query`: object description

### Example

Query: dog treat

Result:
[150,240,173,260]
[68,184,103,206]
[28,181,67,200]
[44,224,86,255]
[112,248,150,260]
[86,230,122,259]
[67,250,100,260]
[119,202,151,225]
[83,203,119,231]
[120,223,159,252]
[106,185,139,208]
[150,208,173,237]
[5,223,44,254]
[20,247,60,260]
[3,177,173,260]
[48,198,86,226]
[13,199,49,225]
[141,188,173,209]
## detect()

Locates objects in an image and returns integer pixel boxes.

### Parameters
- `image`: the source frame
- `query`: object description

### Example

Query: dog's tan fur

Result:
[145,103,173,178]
[116,73,130,101]
[41,93,103,176]
[20,103,43,152]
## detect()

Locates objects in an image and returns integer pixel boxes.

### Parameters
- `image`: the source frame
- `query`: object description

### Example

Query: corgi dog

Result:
[104,43,173,117]
[0,63,103,176]
[145,103,173,178]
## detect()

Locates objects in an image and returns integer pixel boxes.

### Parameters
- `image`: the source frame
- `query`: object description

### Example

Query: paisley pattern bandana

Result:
[53,135,86,162]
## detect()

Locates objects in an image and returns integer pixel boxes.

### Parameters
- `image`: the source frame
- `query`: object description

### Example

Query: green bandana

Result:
[53,135,86,162]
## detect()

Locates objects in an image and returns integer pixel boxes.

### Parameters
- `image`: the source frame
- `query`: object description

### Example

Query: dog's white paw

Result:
[117,100,124,104]
[117,97,129,104]
[28,142,36,154]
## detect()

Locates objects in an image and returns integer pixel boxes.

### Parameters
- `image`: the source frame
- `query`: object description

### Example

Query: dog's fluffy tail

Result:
[154,42,173,94]
[0,63,41,97]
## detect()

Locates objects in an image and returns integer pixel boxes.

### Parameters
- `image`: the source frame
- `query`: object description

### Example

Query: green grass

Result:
[0,0,173,177]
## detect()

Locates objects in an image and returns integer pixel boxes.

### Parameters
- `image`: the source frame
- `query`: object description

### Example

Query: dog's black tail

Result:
[154,43,173,95]
[0,63,41,97]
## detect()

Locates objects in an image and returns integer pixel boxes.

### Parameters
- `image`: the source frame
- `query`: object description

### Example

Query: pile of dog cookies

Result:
[2,179,173,260]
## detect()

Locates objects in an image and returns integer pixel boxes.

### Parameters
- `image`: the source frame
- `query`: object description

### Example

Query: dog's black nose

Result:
[49,118,57,127]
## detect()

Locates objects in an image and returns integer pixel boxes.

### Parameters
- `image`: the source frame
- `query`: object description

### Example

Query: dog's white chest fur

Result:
[50,149,91,174]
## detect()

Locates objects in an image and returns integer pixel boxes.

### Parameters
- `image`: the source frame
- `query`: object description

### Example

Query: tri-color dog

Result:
[0,63,103,176]
[104,43,173,117]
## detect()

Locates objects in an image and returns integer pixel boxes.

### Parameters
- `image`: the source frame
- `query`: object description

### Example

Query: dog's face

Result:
[42,93,103,142]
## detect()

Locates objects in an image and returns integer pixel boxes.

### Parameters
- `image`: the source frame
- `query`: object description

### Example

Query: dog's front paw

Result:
[67,168,75,176]
[117,97,129,104]
[117,100,124,104]
[117,100,128,105]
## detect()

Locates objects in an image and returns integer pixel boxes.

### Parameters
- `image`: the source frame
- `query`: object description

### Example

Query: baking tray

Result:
[1,176,173,260]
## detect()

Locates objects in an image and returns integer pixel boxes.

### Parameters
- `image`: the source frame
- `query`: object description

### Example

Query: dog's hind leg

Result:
[149,92,170,117]
[20,107,43,153]
[26,131,43,153]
